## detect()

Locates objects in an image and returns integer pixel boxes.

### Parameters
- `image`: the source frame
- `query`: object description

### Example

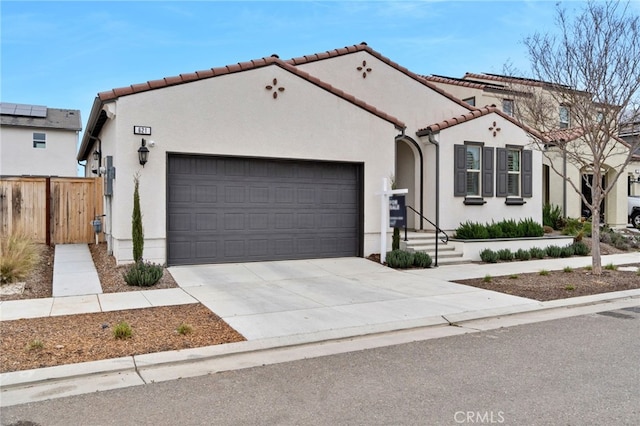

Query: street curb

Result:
[3,289,639,396]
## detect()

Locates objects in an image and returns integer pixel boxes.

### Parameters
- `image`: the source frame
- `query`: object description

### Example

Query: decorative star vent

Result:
[489,121,501,137]
[265,78,285,99]
[357,60,372,78]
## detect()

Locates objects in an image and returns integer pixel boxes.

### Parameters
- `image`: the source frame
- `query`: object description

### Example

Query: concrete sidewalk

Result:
[52,244,102,297]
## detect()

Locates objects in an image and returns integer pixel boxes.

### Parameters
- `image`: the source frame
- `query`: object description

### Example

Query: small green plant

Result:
[479,248,498,263]
[546,245,562,258]
[26,339,44,351]
[497,248,513,261]
[585,265,593,271]
[515,248,531,261]
[539,269,550,276]
[529,247,547,259]
[572,241,590,256]
[560,245,575,258]
[113,321,132,339]
[392,227,400,251]
[563,266,573,273]
[483,274,492,283]
[413,251,433,268]
[509,274,519,279]
[565,284,576,291]
[123,261,164,287]
[543,203,563,230]
[604,263,618,271]
[385,250,414,268]
[0,230,40,284]
[176,323,193,335]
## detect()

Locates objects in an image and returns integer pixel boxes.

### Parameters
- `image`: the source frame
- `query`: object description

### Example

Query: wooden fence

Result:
[0,177,104,244]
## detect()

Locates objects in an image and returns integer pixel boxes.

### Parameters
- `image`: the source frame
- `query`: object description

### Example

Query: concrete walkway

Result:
[52,244,102,297]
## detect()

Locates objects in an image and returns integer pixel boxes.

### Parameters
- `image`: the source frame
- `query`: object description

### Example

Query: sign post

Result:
[377,178,408,264]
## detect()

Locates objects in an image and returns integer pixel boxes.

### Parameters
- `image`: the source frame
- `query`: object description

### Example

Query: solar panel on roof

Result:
[0,103,18,115]
[0,102,47,117]
[31,106,47,117]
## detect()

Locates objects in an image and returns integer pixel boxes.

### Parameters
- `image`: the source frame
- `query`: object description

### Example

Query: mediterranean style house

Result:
[77,43,544,266]
[1,102,82,177]
[425,73,640,227]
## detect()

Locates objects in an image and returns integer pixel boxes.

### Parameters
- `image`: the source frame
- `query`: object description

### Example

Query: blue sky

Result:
[1,1,609,139]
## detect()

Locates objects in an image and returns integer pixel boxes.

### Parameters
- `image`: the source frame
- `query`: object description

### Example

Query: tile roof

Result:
[423,75,530,97]
[463,72,574,91]
[95,56,404,129]
[416,106,543,141]
[79,54,406,160]
[286,42,476,112]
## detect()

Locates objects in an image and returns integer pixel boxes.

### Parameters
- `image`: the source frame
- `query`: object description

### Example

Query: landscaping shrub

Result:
[392,227,400,251]
[500,219,521,238]
[529,247,547,259]
[571,241,590,256]
[497,248,513,261]
[479,248,498,263]
[546,245,562,258]
[123,261,164,287]
[486,222,504,239]
[561,218,584,237]
[132,174,144,263]
[455,221,489,239]
[515,248,531,261]
[413,251,432,268]
[0,230,40,284]
[518,218,544,237]
[385,250,414,268]
[560,245,575,258]
[543,203,563,230]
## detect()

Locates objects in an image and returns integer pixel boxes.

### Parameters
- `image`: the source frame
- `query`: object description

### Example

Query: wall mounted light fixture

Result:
[138,139,149,167]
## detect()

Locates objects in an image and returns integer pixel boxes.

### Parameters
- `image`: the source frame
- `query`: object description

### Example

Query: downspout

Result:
[426,130,440,267]
[563,149,567,217]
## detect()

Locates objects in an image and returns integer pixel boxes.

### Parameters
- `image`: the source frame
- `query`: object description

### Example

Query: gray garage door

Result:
[167,155,363,265]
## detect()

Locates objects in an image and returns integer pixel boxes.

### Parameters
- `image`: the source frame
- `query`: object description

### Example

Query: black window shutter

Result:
[496,147,508,197]
[522,149,533,197]
[482,147,494,197]
[454,145,466,197]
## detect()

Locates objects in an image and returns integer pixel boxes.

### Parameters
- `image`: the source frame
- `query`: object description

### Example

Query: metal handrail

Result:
[404,205,448,244]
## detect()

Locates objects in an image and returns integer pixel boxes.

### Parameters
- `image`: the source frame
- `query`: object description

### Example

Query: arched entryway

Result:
[395,136,423,230]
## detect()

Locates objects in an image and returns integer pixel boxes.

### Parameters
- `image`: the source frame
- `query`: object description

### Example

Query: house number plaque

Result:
[133,126,152,135]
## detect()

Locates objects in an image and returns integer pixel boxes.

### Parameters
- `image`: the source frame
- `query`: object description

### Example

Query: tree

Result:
[132,173,144,263]
[520,1,640,274]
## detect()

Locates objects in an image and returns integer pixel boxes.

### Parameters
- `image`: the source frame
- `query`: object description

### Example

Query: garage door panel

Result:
[167,155,361,265]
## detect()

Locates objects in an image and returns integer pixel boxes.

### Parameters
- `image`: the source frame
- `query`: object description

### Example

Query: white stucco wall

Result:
[0,126,79,176]
[295,52,470,137]
[98,65,400,264]
[430,113,543,231]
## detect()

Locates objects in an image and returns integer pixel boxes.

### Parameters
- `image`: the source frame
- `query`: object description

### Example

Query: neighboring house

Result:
[0,102,82,176]
[77,43,542,266]
[425,73,636,227]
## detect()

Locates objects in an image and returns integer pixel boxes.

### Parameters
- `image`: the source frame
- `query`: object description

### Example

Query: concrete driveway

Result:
[168,257,541,341]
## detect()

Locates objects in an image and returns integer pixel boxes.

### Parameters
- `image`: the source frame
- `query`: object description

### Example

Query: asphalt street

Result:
[2,307,639,426]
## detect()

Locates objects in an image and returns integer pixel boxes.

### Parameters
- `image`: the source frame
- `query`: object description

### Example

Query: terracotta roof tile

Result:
[417,106,543,141]
[84,52,404,159]
[286,43,476,113]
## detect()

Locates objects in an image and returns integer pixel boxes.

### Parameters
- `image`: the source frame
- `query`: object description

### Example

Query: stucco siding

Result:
[102,65,399,264]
